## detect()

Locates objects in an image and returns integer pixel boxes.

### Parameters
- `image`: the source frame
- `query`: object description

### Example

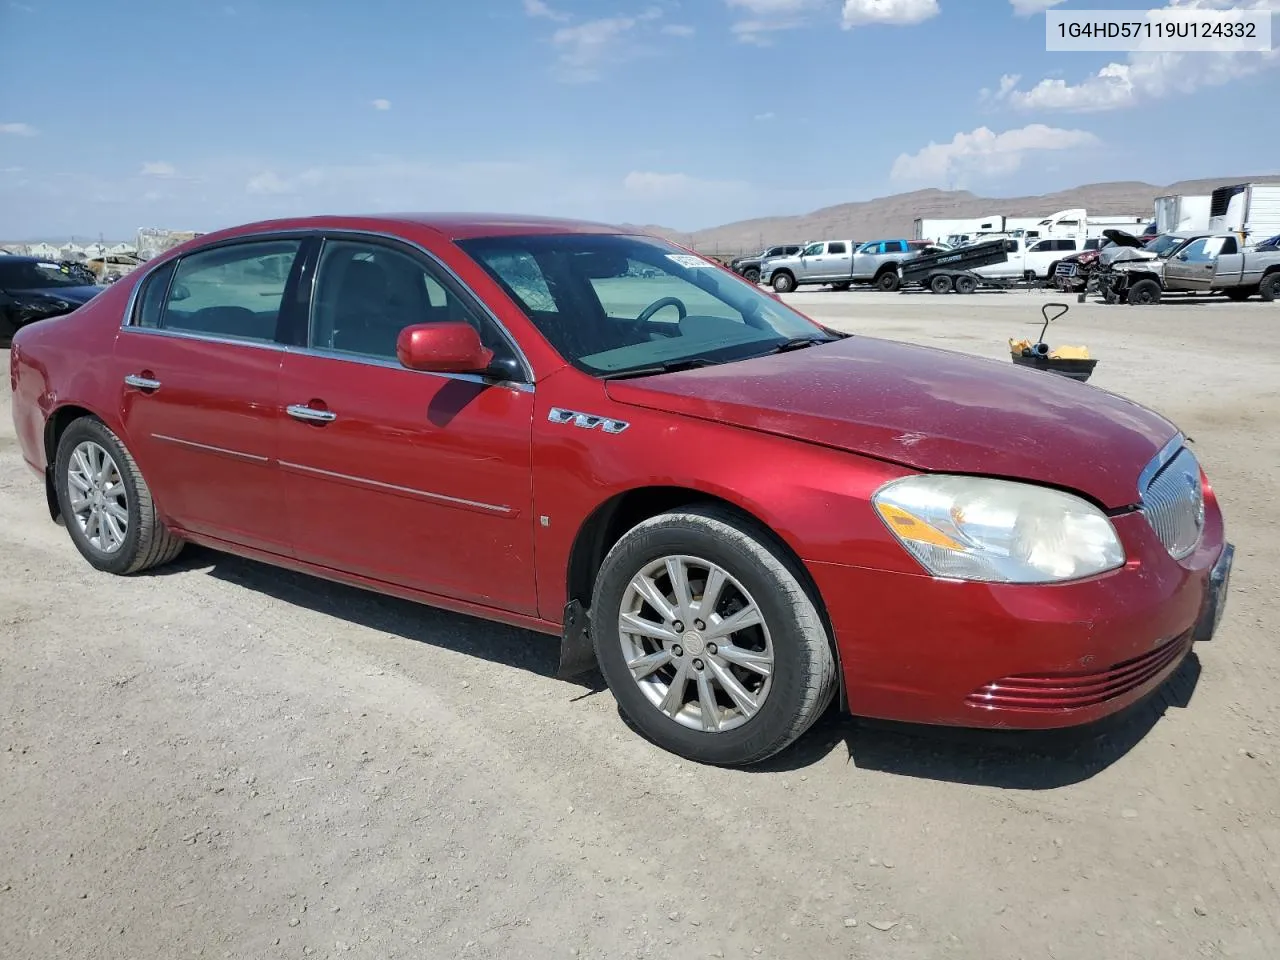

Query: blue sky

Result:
[2,0,1277,239]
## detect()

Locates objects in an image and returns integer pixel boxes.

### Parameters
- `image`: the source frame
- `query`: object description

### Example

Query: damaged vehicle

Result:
[1100,232,1280,304]
[1,256,102,343]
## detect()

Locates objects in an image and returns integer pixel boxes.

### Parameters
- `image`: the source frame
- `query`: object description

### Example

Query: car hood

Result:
[1102,228,1145,248]
[605,336,1177,509]
[8,284,100,304]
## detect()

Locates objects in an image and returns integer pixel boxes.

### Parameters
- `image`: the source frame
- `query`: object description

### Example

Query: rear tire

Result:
[1127,279,1162,306]
[771,272,795,293]
[1260,272,1280,302]
[875,270,900,292]
[54,417,185,575]
[954,275,977,295]
[591,506,837,767]
[930,274,953,294]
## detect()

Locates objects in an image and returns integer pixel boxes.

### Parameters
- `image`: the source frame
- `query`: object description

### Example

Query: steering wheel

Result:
[635,296,688,325]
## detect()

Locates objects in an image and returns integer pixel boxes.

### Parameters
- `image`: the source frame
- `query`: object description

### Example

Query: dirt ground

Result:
[2,289,1278,960]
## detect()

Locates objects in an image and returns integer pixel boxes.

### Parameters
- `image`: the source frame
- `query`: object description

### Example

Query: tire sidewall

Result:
[772,273,793,293]
[55,418,146,574]
[591,515,823,765]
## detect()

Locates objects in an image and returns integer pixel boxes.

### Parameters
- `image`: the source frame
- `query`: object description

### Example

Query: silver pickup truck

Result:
[1101,233,1280,304]
[759,239,930,293]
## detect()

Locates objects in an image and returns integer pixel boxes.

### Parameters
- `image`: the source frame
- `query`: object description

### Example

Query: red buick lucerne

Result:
[8,214,1233,765]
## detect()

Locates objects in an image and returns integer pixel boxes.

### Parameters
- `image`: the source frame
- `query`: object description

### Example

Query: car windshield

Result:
[0,260,86,290]
[456,234,836,377]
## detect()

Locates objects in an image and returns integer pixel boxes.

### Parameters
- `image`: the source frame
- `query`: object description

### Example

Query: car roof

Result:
[195,213,634,244]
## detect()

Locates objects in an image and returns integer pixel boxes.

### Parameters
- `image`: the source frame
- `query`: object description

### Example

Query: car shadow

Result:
[148,545,606,694]
[146,546,1199,787]
[747,652,1201,788]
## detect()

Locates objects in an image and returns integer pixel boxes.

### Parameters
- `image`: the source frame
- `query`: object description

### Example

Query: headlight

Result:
[872,475,1123,583]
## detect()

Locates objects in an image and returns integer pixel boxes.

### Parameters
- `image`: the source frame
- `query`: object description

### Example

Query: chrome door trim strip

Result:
[278,460,514,516]
[152,433,271,463]
[120,324,288,353]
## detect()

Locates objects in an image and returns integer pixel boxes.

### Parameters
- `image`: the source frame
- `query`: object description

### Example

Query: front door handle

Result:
[124,374,161,390]
[286,403,337,423]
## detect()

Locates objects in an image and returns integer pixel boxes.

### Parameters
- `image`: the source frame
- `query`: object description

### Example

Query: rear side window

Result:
[827,242,847,254]
[132,260,177,328]
[162,240,302,343]
[1218,236,1238,255]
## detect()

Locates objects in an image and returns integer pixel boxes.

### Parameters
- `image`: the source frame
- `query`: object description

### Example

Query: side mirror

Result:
[1175,253,1188,261]
[396,322,494,375]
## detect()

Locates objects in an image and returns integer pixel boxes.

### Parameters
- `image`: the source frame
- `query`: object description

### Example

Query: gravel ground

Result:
[2,289,1278,960]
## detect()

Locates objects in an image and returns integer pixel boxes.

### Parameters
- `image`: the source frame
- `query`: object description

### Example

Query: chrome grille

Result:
[1140,445,1204,560]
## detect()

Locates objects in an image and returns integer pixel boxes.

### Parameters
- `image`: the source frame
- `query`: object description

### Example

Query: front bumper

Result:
[807,510,1231,730]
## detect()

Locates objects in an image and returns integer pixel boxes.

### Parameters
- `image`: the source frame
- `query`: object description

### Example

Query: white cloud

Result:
[841,0,939,28]
[754,111,776,121]
[623,170,748,198]
[662,23,696,36]
[246,171,294,196]
[371,98,392,111]
[523,0,569,20]
[891,124,1099,184]
[726,0,824,43]
[998,0,1280,111]
[140,161,178,178]
[1,122,37,136]
[549,7,665,81]
[1009,0,1066,14]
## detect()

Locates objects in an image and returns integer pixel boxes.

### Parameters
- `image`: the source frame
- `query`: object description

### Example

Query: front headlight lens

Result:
[872,475,1124,583]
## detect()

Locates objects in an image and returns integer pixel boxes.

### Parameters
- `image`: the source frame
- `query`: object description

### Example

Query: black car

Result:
[0,256,102,342]
[729,243,804,283]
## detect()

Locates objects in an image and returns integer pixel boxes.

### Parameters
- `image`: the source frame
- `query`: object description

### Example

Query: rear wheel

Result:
[1260,272,1280,302]
[591,506,837,766]
[954,274,977,295]
[875,270,900,292]
[1127,279,1162,306]
[54,417,185,575]
[930,274,953,294]
[771,272,795,293]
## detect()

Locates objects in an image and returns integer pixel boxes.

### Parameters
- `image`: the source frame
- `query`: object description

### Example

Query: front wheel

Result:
[743,267,760,284]
[54,417,185,575]
[591,507,837,766]
[771,272,795,293]
[1127,278,1162,305]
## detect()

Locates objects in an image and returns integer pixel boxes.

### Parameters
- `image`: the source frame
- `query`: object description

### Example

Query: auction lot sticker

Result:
[666,254,715,269]
[1047,8,1272,52]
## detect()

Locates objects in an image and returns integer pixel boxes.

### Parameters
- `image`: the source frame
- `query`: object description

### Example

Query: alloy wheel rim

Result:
[67,440,129,554]
[618,555,774,733]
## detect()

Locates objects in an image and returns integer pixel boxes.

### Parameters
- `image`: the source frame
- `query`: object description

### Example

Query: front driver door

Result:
[1165,237,1215,291]
[795,242,825,281]
[276,234,538,615]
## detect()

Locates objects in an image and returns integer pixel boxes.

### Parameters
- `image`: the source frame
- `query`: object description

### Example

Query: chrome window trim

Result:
[1137,432,1187,496]
[119,227,538,389]
[278,460,514,516]
[284,344,534,392]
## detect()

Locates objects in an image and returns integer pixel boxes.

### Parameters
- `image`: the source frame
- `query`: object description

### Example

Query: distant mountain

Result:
[642,175,1280,255]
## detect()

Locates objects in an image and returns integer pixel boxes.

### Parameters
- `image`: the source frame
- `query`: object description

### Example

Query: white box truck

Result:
[1154,195,1211,234]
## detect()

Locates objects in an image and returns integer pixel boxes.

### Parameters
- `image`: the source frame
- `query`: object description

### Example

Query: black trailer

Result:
[897,237,1016,294]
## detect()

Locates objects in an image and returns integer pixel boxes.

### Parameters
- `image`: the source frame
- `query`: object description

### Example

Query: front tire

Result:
[591,506,837,766]
[771,272,795,293]
[54,417,185,575]
[744,267,760,284]
[1127,278,1162,305]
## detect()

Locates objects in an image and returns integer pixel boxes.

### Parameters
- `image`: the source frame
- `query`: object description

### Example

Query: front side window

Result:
[1179,239,1212,262]
[309,239,513,365]
[801,242,824,257]
[162,240,302,343]
[457,234,835,378]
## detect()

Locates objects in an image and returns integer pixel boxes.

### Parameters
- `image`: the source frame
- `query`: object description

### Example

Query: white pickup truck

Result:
[974,235,1085,282]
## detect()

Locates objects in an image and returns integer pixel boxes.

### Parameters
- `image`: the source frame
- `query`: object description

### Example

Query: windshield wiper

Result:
[599,358,719,381]
[765,336,834,354]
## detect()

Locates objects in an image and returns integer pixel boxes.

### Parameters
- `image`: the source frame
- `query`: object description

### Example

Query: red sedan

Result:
[7,214,1233,766]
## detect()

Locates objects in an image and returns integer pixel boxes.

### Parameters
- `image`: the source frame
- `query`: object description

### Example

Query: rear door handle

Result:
[286,404,337,423]
[124,374,161,390]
